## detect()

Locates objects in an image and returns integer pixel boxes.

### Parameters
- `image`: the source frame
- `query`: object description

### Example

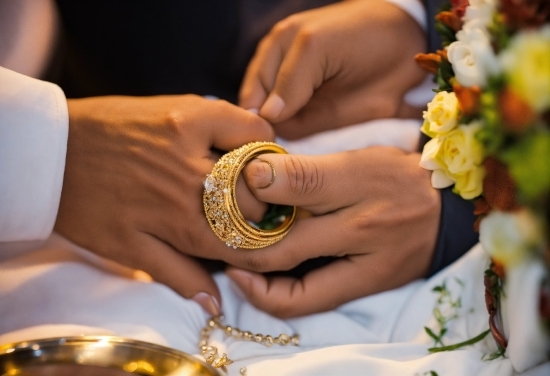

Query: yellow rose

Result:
[421,91,460,137]
[453,165,485,199]
[499,25,550,112]
[419,121,485,198]
[436,121,484,176]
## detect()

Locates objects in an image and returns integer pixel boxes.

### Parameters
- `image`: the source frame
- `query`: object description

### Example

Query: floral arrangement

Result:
[415,0,550,350]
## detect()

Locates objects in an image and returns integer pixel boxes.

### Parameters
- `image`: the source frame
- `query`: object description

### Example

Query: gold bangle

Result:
[203,141,296,249]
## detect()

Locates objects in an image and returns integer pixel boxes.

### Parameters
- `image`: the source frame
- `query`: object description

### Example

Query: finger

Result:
[239,17,305,112]
[242,152,358,213]
[201,99,275,151]
[228,213,355,273]
[227,250,415,318]
[273,81,403,140]
[226,257,369,317]
[239,36,285,111]
[131,232,222,316]
[236,173,268,223]
[258,36,326,123]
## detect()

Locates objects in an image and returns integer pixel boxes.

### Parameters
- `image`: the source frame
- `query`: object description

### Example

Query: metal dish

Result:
[0,336,218,376]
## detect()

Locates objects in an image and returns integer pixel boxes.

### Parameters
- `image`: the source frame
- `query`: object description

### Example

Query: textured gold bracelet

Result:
[203,141,296,249]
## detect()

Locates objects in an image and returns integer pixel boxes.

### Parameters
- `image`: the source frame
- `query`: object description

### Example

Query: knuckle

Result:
[272,15,300,37]
[241,253,268,273]
[284,156,325,197]
[296,26,318,50]
[352,212,376,234]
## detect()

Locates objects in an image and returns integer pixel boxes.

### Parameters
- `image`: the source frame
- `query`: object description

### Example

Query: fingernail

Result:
[246,159,275,190]
[247,108,259,114]
[226,269,254,292]
[260,94,285,119]
[192,292,221,316]
[229,269,253,282]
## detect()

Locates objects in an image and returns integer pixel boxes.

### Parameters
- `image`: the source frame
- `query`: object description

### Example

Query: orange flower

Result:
[483,157,520,212]
[498,87,535,133]
[453,83,482,116]
[414,53,441,74]
[492,259,507,280]
[450,0,469,18]
[436,11,464,32]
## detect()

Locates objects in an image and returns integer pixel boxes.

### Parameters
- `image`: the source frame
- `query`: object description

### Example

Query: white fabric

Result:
[0,236,547,375]
[0,66,68,242]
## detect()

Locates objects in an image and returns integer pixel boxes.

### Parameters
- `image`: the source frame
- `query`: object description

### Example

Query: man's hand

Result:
[239,0,426,140]
[226,146,440,318]
[55,95,274,315]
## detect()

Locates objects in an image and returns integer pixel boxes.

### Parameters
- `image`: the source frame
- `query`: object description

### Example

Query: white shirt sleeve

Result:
[0,66,68,242]
[385,0,427,31]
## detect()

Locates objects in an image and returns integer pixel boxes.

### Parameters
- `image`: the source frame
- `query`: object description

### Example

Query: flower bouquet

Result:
[415,0,550,362]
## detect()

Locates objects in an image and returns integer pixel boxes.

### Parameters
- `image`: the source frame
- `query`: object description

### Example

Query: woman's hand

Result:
[55,95,273,315]
[227,146,441,318]
[239,0,426,140]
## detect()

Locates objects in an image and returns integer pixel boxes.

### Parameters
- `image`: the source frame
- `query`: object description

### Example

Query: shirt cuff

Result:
[0,66,68,242]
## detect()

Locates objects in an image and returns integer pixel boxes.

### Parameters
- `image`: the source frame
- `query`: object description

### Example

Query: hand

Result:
[239,0,427,140]
[226,146,441,317]
[55,95,274,315]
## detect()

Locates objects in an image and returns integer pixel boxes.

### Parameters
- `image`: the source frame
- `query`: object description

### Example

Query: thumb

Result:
[242,153,355,214]
[132,233,222,316]
[259,42,325,123]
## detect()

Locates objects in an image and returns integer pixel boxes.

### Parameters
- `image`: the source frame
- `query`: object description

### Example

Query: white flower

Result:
[431,169,455,189]
[447,21,500,87]
[420,137,455,188]
[479,210,544,267]
[499,25,550,112]
[463,0,496,26]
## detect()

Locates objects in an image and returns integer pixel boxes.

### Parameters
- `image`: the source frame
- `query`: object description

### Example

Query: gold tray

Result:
[0,336,218,376]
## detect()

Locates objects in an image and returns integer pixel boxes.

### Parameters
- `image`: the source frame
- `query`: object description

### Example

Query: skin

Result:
[226,147,441,318]
[239,0,427,140]
[54,95,274,315]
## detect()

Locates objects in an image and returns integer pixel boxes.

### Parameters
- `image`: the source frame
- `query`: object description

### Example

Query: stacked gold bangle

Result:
[203,142,296,249]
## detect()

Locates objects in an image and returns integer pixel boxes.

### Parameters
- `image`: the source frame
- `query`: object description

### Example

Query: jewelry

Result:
[0,336,217,375]
[203,142,296,249]
[254,158,276,189]
[199,316,299,369]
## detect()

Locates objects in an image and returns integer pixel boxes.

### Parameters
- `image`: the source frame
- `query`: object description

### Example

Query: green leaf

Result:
[428,329,491,353]
[256,204,294,230]
[425,327,444,346]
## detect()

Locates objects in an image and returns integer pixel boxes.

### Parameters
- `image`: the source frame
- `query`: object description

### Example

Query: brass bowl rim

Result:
[0,335,218,376]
